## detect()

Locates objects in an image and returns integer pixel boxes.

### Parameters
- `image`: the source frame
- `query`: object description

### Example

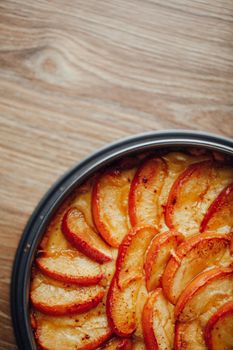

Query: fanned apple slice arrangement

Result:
[30,151,233,350]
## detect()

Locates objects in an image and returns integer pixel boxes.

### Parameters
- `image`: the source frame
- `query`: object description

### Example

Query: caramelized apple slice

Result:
[142,288,174,350]
[158,152,210,231]
[31,271,104,316]
[33,302,112,350]
[102,338,133,350]
[174,321,206,350]
[175,267,233,322]
[107,281,148,339]
[106,226,157,336]
[165,161,233,236]
[116,226,157,289]
[92,168,135,247]
[107,277,139,337]
[40,183,97,253]
[62,207,112,263]
[162,233,231,304]
[145,231,184,291]
[36,251,103,285]
[200,183,233,233]
[204,301,233,350]
[128,157,167,227]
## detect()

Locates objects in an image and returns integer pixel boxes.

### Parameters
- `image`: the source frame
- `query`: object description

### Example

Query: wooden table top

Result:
[1,0,233,348]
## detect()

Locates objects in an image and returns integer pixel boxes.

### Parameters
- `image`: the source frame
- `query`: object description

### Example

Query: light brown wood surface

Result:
[0,0,233,348]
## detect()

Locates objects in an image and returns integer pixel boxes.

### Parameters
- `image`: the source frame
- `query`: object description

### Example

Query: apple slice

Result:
[142,288,175,350]
[174,321,206,350]
[128,157,168,227]
[200,183,233,233]
[204,301,233,350]
[165,160,233,236]
[107,279,148,339]
[36,251,103,285]
[30,271,104,316]
[101,338,133,350]
[157,152,210,231]
[144,231,184,291]
[107,226,157,336]
[32,301,112,350]
[107,277,139,337]
[175,266,233,322]
[40,183,98,253]
[92,168,135,247]
[116,226,157,289]
[162,233,231,304]
[62,207,112,263]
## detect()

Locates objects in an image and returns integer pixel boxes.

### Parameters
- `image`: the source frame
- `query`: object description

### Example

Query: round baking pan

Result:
[11,130,233,350]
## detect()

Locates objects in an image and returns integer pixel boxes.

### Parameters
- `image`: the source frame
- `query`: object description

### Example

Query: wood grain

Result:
[0,0,233,348]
